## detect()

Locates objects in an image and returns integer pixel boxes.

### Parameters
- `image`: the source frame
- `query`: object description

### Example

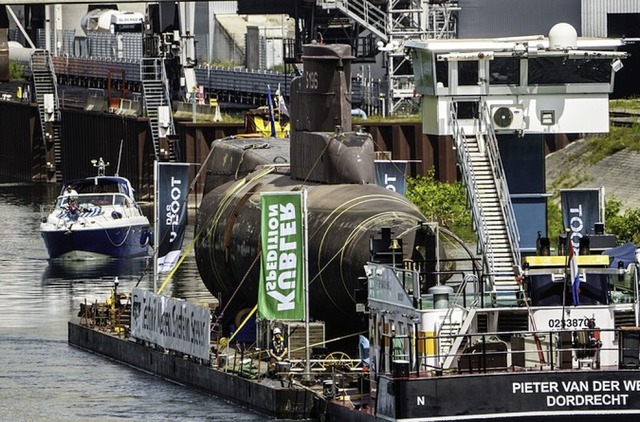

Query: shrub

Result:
[406,170,474,241]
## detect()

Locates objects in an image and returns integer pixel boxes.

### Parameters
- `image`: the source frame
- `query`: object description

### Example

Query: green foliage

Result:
[605,198,640,244]
[583,125,640,165]
[547,168,590,191]
[547,196,640,245]
[358,114,421,124]
[406,170,474,241]
[610,98,640,110]
[545,105,640,244]
[546,199,563,239]
[268,64,286,73]
[189,113,241,123]
[9,61,25,81]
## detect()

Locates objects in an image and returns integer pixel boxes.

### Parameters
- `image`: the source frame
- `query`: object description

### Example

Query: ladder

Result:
[30,50,62,183]
[140,57,175,160]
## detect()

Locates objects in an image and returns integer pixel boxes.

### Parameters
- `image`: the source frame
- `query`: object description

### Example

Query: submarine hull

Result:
[194,43,431,340]
[195,172,425,337]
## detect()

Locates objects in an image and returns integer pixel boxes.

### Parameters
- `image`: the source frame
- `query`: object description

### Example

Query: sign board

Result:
[130,288,211,362]
[258,191,306,320]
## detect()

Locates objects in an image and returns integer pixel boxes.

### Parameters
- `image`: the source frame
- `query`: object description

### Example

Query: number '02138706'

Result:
[548,318,591,329]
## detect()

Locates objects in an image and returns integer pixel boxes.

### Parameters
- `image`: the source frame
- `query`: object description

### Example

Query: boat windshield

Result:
[55,193,129,208]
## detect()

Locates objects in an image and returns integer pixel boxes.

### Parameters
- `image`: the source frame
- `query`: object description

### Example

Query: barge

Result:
[67,319,316,419]
[68,27,640,421]
[68,230,640,421]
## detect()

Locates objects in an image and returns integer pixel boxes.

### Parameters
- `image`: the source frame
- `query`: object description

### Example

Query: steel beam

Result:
[4,0,177,4]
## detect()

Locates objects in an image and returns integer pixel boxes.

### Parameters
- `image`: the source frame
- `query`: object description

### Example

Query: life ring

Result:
[234,307,253,328]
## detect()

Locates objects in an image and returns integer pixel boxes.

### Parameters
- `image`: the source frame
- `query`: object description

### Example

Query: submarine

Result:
[195,44,431,340]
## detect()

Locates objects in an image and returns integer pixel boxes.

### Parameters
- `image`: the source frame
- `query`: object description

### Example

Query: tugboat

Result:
[325,23,640,421]
[40,157,150,259]
[326,228,640,421]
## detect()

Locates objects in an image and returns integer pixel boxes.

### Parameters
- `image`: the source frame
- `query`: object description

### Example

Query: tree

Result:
[605,198,640,245]
[406,170,474,241]
[9,61,25,81]
[548,196,640,245]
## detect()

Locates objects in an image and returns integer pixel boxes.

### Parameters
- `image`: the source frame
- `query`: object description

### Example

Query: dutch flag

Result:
[569,242,580,306]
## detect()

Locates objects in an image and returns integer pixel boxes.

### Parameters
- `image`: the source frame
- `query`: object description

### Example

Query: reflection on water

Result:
[43,256,150,281]
[0,179,266,421]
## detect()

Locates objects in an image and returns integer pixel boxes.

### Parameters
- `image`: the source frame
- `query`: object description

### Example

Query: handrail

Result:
[418,327,621,372]
[333,0,388,41]
[478,100,521,269]
[449,101,497,285]
[30,50,62,121]
[160,60,176,134]
[436,273,481,366]
[139,57,175,160]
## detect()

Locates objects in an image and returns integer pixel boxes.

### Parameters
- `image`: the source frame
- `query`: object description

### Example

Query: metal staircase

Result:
[450,99,521,304]
[318,0,388,41]
[440,308,477,369]
[317,0,460,114]
[435,273,480,369]
[30,49,62,183]
[140,57,175,160]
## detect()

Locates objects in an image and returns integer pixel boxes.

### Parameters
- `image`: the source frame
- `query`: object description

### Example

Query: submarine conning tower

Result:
[290,44,375,185]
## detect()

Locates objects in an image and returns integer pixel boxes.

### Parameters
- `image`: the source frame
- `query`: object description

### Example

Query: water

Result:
[0,180,268,421]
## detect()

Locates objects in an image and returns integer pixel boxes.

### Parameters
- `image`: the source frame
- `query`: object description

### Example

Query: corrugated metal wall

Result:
[458,0,582,37]
[1,100,575,194]
[0,101,39,181]
[582,0,640,36]
[457,0,640,38]
[212,1,238,15]
[59,110,154,198]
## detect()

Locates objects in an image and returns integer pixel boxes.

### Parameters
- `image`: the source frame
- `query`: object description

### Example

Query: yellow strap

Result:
[156,233,198,294]
[227,305,258,344]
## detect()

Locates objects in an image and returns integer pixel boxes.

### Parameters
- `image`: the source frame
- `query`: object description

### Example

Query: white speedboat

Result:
[40,173,150,260]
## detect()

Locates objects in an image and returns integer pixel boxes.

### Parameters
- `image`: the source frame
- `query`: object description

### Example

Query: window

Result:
[529,57,611,84]
[490,57,520,85]
[458,61,478,86]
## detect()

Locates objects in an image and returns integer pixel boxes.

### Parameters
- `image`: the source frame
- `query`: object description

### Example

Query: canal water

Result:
[0,179,268,421]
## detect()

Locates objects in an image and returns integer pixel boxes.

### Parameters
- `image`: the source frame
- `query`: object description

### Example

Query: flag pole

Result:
[153,160,159,293]
[267,85,277,138]
[561,228,570,328]
[303,189,311,381]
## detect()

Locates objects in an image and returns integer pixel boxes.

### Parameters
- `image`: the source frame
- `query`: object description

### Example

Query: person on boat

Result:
[67,198,80,221]
[63,198,80,234]
[268,327,288,376]
[63,185,78,197]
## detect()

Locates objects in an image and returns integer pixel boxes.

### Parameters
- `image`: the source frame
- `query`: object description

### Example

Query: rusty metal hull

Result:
[195,172,425,337]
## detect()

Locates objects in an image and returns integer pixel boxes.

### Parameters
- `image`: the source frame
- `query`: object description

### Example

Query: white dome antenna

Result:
[548,23,578,50]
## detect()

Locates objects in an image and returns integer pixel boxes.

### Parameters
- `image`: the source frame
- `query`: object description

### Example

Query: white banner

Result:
[130,288,211,362]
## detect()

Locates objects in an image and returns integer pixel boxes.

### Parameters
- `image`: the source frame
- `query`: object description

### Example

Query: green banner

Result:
[258,192,305,320]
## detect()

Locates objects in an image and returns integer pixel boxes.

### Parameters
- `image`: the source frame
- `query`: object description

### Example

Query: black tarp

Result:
[603,242,637,269]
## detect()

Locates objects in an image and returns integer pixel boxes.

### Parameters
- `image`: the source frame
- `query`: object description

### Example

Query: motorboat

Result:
[40,167,150,260]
